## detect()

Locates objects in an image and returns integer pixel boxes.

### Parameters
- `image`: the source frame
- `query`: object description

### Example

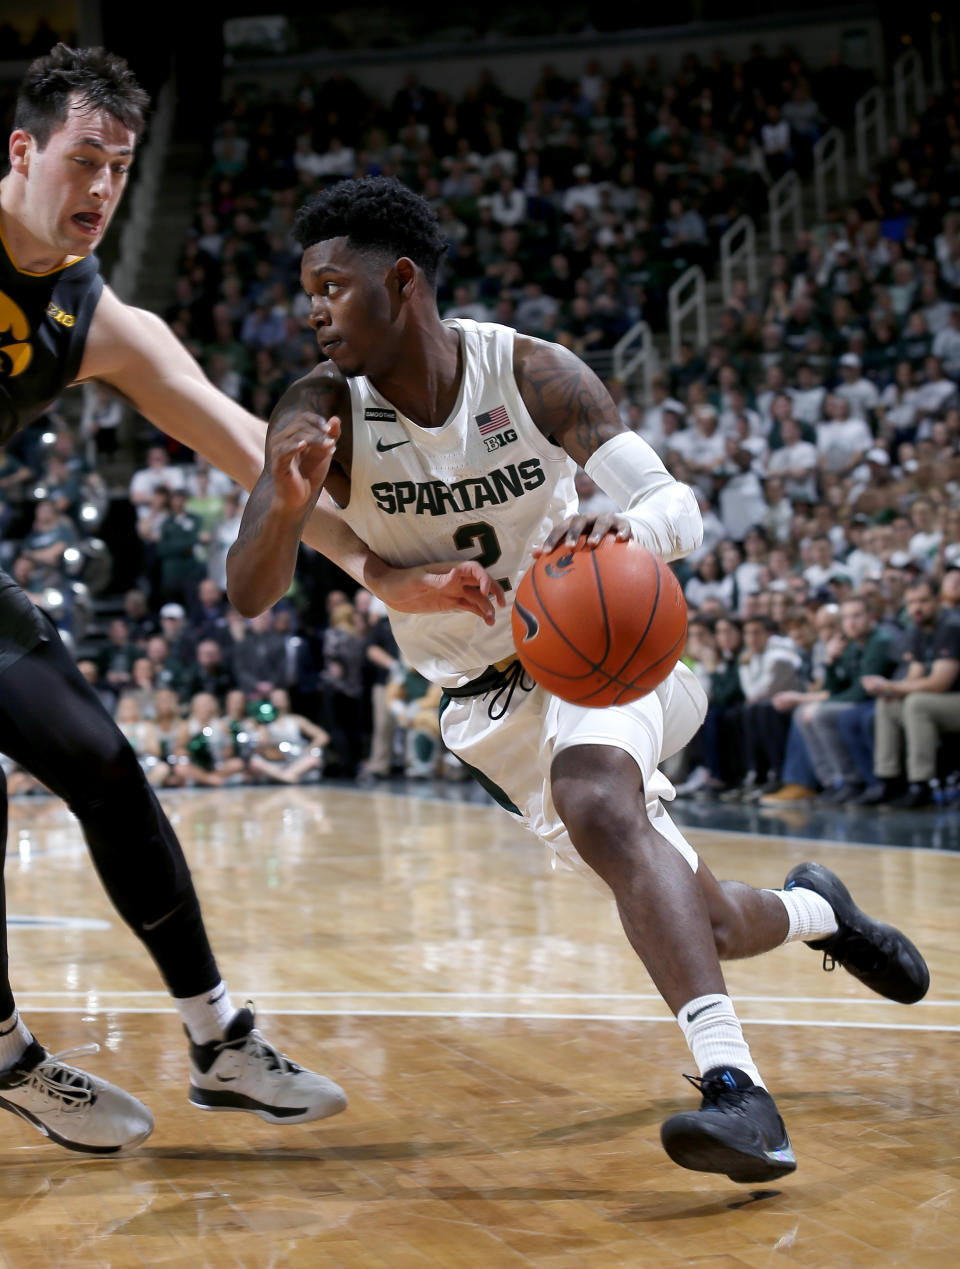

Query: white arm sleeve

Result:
[583,431,703,563]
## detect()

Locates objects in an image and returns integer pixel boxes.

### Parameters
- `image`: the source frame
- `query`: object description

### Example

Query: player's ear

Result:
[8,129,33,175]
[393,257,417,298]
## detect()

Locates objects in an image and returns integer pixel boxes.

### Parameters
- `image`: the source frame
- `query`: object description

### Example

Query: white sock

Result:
[175,982,237,1045]
[677,993,765,1089]
[768,888,839,944]
[0,1010,33,1070]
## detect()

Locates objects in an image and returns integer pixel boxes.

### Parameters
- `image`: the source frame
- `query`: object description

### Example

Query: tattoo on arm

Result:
[517,339,625,465]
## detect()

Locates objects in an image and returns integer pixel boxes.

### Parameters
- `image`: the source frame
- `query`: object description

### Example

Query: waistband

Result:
[443,655,519,699]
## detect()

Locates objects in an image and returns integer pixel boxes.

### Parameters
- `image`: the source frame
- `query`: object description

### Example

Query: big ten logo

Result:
[483,428,517,453]
[0,290,32,378]
[46,301,76,327]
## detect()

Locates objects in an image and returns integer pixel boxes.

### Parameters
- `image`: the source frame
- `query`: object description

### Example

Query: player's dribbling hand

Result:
[532,513,633,556]
[376,561,507,626]
[268,412,340,512]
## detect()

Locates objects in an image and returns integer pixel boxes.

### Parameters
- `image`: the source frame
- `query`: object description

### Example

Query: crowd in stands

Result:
[4,39,960,812]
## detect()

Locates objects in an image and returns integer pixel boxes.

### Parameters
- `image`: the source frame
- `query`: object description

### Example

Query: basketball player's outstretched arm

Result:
[514,336,703,562]
[80,292,505,618]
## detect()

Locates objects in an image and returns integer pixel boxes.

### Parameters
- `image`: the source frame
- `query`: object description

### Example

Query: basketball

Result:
[511,537,688,708]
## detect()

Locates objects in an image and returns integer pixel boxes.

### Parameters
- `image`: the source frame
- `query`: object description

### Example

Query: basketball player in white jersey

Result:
[226,177,929,1184]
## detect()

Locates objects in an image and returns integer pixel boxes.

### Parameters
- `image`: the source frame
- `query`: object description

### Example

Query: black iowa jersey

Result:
[0,224,103,445]
[0,228,103,671]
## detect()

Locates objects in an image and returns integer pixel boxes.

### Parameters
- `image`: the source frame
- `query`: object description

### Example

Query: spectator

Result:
[181,638,236,704]
[96,617,141,695]
[384,659,447,779]
[247,689,328,785]
[789,596,897,803]
[232,609,288,700]
[18,499,76,587]
[129,444,185,521]
[691,616,746,794]
[361,594,401,779]
[114,696,170,787]
[176,692,245,787]
[155,489,203,605]
[320,600,368,777]
[860,578,960,807]
[833,354,879,422]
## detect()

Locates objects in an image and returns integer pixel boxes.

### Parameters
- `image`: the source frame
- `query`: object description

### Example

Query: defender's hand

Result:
[267,412,340,512]
[377,561,507,626]
[532,513,633,556]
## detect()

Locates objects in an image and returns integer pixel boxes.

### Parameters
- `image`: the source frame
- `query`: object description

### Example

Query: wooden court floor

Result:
[0,782,957,1268]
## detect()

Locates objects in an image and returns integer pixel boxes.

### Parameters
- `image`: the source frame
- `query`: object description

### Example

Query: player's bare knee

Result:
[552,745,653,877]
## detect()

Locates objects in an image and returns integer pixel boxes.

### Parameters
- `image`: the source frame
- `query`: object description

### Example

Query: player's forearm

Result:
[300,493,383,589]
[226,488,306,616]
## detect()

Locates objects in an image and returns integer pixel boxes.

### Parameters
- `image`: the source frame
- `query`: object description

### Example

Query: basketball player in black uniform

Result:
[0,47,504,1153]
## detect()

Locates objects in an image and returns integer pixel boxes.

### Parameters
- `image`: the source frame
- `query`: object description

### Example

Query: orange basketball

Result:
[511,537,688,708]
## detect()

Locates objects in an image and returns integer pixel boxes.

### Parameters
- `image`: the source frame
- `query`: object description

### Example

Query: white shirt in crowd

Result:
[878,383,921,430]
[790,385,827,425]
[719,470,768,542]
[766,439,819,501]
[932,324,960,377]
[834,376,880,420]
[913,376,957,418]
[128,460,185,514]
[739,643,801,701]
[816,417,873,472]
[909,529,943,569]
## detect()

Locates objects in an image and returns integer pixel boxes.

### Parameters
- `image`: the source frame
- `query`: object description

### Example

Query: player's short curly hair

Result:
[292,176,447,287]
[15,43,149,149]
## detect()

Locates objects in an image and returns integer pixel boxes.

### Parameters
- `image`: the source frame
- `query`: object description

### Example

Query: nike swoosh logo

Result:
[376,438,410,452]
[215,1074,238,1082]
[141,901,183,932]
[685,1000,722,1023]
[207,987,225,1006]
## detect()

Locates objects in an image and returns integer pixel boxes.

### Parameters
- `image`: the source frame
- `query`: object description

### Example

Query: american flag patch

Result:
[476,405,511,436]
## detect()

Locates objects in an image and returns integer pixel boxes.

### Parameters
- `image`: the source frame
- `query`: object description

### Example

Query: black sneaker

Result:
[660,1066,796,1183]
[885,782,932,810]
[784,862,929,1004]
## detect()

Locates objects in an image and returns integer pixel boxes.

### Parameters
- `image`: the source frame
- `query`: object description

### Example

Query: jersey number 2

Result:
[452,521,511,592]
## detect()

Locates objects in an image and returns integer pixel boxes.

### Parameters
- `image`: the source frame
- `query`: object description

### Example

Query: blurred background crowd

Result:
[2,21,960,808]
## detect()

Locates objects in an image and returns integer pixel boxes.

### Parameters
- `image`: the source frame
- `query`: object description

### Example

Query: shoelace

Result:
[682,1071,751,1109]
[485,659,535,721]
[215,1005,302,1075]
[23,1045,99,1111]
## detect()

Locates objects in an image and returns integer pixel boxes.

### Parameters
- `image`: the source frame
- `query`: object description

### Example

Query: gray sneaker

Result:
[188,1006,347,1125]
[0,1040,154,1154]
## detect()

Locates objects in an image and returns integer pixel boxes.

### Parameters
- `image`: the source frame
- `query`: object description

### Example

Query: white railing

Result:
[668,266,707,364]
[813,127,847,221]
[768,170,802,253]
[855,86,887,177]
[612,320,658,405]
[719,215,757,308]
[894,47,925,135]
[110,78,175,302]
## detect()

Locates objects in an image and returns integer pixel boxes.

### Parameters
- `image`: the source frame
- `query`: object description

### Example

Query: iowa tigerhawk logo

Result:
[0,290,32,378]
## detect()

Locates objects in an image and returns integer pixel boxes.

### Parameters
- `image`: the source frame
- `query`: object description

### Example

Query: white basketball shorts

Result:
[439,661,708,877]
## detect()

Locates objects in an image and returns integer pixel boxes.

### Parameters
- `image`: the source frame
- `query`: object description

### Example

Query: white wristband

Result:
[584,432,703,562]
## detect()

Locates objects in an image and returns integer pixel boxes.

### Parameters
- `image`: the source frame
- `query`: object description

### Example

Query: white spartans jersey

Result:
[340,319,577,687]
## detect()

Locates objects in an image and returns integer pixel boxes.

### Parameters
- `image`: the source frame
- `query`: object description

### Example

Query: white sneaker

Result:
[0,1040,154,1154]
[676,765,711,796]
[187,1006,347,1125]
